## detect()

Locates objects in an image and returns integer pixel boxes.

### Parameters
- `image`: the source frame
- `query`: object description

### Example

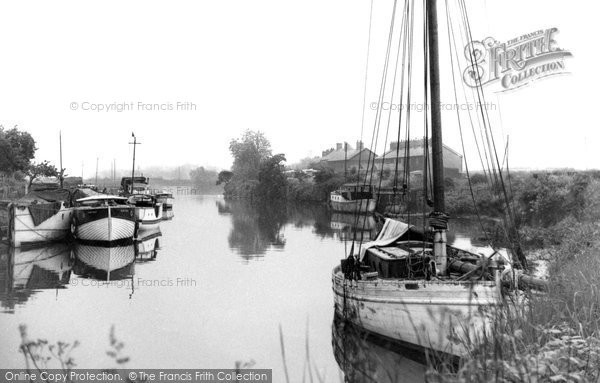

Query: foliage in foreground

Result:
[427,178,600,382]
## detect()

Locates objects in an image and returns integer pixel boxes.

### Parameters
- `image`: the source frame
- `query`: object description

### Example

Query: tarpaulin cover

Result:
[359,219,411,261]
[16,188,100,226]
[27,202,63,226]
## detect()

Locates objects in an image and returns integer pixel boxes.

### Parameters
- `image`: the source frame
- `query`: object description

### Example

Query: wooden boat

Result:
[3,188,96,248]
[154,192,174,220]
[127,194,163,231]
[72,195,136,243]
[330,184,377,214]
[333,220,506,356]
[120,176,151,195]
[72,242,135,281]
[332,0,546,357]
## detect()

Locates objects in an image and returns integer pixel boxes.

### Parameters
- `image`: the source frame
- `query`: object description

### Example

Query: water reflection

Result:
[330,213,378,242]
[135,229,162,262]
[332,314,426,383]
[217,200,385,262]
[0,244,72,313]
[72,243,135,281]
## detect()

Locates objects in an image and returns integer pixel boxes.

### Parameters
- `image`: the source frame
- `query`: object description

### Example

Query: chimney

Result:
[356,140,364,150]
[389,141,398,151]
[336,142,343,150]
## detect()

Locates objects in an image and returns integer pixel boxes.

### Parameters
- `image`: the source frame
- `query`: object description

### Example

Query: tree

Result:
[0,125,36,174]
[26,160,59,188]
[216,170,233,185]
[256,154,287,201]
[189,166,219,191]
[229,130,272,180]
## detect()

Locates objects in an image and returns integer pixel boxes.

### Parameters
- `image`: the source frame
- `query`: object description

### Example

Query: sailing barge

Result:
[332,0,546,356]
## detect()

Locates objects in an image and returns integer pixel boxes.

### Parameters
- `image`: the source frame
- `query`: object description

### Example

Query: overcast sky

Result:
[1,0,598,177]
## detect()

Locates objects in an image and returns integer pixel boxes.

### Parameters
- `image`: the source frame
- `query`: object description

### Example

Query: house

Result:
[377,139,463,177]
[320,141,378,173]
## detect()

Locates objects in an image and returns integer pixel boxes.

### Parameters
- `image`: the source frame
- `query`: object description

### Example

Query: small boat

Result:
[127,194,163,231]
[330,184,377,214]
[120,176,151,195]
[154,192,174,220]
[3,188,97,248]
[72,242,135,281]
[72,195,136,243]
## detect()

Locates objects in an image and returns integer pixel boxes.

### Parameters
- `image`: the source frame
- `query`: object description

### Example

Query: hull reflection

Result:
[72,242,135,281]
[330,213,378,242]
[136,228,162,261]
[0,243,72,312]
[332,314,426,383]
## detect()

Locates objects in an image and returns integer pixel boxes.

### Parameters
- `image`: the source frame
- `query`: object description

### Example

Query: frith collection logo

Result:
[463,27,572,92]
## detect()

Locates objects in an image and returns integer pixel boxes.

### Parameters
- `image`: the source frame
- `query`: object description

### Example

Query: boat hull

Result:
[135,203,163,230]
[73,206,136,243]
[7,202,73,248]
[332,266,501,356]
[330,198,377,214]
[162,209,174,220]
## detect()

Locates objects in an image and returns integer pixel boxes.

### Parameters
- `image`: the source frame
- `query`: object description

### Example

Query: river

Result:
[0,195,501,382]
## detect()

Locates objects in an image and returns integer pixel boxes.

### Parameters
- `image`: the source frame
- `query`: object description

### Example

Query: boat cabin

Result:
[120,176,150,194]
[335,184,374,201]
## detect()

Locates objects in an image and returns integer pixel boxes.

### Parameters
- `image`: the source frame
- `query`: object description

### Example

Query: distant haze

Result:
[0,0,597,177]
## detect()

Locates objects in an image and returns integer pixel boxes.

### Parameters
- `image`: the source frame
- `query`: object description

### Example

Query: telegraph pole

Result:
[95,157,99,187]
[129,133,141,194]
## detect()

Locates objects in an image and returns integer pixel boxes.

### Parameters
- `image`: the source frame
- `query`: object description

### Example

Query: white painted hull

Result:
[330,198,377,214]
[332,266,501,356]
[135,204,163,230]
[75,217,135,242]
[8,203,73,248]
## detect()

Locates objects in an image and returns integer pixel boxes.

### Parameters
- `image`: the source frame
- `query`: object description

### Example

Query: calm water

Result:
[0,195,496,381]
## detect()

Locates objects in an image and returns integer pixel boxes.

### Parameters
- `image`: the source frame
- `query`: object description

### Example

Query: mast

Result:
[59,131,64,188]
[344,142,348,181]
[130,133,138,194]
[426,0,448,275]
[427,0,444,212]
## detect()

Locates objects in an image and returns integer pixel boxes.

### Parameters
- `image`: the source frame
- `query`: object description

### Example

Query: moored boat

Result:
[330,184,377,214]
[72,196,136,243]
[3,188,96,248]
[333,219,506,356]
[332,0,547,357]
[154,192,174,220]
[127,194,163,232]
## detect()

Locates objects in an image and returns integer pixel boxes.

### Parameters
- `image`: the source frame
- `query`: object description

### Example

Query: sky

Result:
[0,0,598,178]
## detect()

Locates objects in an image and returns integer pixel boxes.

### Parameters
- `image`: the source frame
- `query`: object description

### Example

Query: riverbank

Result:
[429,174,600,381]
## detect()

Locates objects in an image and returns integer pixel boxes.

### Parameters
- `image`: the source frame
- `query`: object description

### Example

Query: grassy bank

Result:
[427,174,600,381]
